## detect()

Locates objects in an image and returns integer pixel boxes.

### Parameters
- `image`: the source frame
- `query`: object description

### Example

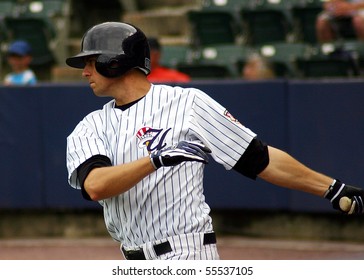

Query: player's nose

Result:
[82,66,91,77]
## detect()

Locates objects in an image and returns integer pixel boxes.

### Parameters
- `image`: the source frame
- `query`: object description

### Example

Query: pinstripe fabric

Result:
[66,84,256,258]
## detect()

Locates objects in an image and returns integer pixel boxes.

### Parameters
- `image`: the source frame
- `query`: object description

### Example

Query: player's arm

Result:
[258,146,331,196]
[233,139,364,214]
[80,141,211,201]
[83,156,155,201]
[259,146,364,214]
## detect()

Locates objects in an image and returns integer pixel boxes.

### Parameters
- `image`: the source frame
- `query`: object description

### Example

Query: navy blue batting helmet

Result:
[66,22,151,78]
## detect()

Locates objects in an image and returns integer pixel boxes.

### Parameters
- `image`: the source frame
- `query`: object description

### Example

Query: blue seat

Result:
[187,9,241,46]
[291,2,323,44]
[240,0,292,46]
[0,0,15,18]
[25,0,67,18]
[177,44,255,79]
[295,42,360,78]
[159,45,194,68]
[0,0,16,40]
[259,42,312,77]
[201,0,252,11]
[187,0,253,46]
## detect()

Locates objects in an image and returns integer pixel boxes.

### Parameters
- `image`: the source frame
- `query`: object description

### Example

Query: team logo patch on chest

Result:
[136,127,171,153]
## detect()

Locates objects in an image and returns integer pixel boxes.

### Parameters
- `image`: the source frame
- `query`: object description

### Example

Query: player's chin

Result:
[89,84,101,95]
[89,83,112,98]
[89,82,96,89]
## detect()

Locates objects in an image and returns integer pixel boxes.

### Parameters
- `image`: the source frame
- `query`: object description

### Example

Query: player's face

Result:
[82,56,114,97]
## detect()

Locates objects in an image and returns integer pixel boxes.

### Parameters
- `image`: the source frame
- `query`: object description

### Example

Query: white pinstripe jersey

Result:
[66,84,256,248]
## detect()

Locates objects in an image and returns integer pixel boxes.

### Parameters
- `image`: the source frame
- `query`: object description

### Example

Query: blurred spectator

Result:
[3,40,37,86]
[242,53,276,80]
[147,37,191,83]
[316,0,364,43]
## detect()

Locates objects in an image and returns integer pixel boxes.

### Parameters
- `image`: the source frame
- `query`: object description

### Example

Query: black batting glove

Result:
[324,179,364,214]
[150,140,211,169]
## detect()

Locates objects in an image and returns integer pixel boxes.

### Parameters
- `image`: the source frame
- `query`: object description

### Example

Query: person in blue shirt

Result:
[3,40,37,85]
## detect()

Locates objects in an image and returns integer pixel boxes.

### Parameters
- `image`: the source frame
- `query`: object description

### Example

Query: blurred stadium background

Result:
[1,0,364,82]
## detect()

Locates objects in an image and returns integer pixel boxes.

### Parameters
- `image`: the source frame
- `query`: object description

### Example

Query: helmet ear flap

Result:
[95,54,126,78]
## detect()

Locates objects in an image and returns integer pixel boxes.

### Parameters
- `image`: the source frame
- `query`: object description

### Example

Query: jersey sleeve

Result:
[66,111,109,189]
[189,89,257,170]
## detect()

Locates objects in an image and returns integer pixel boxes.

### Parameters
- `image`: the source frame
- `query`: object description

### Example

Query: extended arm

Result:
[258,146,364,214]
[258,146,332,196]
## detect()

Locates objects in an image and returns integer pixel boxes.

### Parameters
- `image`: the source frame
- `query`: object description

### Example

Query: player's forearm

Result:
[84,156,155,200]
[258,146,332,196]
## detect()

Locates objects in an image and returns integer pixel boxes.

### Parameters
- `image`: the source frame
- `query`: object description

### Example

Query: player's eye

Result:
[84,56,97,65]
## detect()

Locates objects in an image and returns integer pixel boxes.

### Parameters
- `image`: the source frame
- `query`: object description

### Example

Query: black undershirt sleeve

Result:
[232,138,270,180]
[77,155,112,201]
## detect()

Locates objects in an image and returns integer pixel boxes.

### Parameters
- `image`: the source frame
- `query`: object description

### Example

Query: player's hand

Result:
[324,179,364,215]
[150,140,211,169]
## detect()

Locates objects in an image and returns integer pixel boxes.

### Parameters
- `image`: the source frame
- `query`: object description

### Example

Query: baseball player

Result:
[66,22,364,260]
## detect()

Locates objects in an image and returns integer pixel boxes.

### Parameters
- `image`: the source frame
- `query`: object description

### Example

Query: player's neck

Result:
[114,70,151,106]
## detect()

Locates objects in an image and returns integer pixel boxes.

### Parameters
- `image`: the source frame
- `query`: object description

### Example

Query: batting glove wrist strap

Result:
[150,154,162,170]
[324,179,364,214]
[150,140,211,170]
